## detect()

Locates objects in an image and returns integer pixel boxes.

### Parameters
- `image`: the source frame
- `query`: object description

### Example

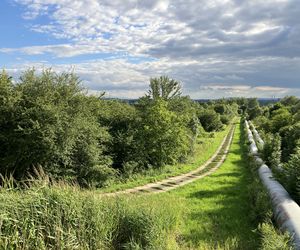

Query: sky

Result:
[0,0,300,99]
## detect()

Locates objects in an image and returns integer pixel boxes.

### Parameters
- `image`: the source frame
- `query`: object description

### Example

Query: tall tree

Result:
[147,76,182,100]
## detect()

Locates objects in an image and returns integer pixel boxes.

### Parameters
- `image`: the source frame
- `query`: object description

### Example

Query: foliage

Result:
[0,182,182,249]
[280,122,300,162]
[97,100,139,170]
[198,109,223,132]
[261,133,282,169]
[247,98,262,120]
[282,148,300,203]
[147,75,181,100]
[137,100,190,167]
[0,69,111,186]
[0,69,239,187]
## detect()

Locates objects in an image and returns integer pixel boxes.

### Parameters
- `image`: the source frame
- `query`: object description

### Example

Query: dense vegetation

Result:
[0,120,290,249]
[250,96,300,203]
[0,70,238,187]
[0,177,182,249]
[1,68,295,249]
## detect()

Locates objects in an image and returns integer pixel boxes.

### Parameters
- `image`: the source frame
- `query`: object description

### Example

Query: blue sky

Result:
[0,0,300,98]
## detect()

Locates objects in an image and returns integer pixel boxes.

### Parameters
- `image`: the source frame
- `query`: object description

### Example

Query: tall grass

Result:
[0,179,183,249]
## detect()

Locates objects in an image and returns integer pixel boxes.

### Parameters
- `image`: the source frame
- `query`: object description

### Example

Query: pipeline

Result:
[248,120,264,147]
[245,120,300,249]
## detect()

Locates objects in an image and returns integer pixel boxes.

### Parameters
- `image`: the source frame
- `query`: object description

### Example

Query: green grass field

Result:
[100,124,232,193]
[155,121,259,249]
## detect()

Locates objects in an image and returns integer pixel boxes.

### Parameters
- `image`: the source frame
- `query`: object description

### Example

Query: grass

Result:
[0,182,183,249]
[99,123,232,193]
[154,120,260,249]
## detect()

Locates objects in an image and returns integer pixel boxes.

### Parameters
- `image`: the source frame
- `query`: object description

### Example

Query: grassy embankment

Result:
[100,123,232,193]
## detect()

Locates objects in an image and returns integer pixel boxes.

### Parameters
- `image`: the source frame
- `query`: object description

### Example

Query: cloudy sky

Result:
[0,0,299,98]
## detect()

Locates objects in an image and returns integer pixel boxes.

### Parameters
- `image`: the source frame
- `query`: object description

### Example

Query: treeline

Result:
[0,70,238,186]
[250,96,300,202]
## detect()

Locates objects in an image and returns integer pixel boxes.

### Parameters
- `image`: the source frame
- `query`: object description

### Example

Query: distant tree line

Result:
[0,70,239,186]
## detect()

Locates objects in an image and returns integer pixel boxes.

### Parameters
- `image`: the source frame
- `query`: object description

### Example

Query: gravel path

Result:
[104,125,236,196]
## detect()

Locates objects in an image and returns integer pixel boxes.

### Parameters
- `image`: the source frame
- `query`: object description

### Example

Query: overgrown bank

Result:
[0,181,183,249]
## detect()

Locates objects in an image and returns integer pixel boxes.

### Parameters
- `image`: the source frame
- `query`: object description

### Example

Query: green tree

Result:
[147,76,181,100]
[0,69,112,186]
[247,98,262,120]
[280,96,299,107]
[269,108,292,133]
[280,122,300,162]
[97,100,139,171]
[262,133,282,169]
[198,109,223,132]
[282,148,300,203]
[137,100,189,168]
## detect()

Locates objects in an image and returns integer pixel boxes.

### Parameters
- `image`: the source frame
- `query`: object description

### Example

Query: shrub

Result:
[137,99,190,168]
[0,69,113,186]
[280,122,300,162]
[97,100,139,170]
[282,148,300,203]
[198,109,223,132]
[220,114,230,125]
[262,133,282,169]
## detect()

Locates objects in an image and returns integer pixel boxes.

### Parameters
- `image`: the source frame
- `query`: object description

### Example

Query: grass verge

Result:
[160,120,259,249]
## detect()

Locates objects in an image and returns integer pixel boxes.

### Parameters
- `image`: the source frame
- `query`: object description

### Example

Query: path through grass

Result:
[100,124,232,193]
[157,120,259,249]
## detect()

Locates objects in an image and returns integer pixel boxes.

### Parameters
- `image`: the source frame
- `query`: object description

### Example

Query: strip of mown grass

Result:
[99,123,233,193]
[156,120,259,249]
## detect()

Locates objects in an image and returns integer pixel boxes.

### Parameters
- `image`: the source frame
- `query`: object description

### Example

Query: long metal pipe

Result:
[245,120,300,249]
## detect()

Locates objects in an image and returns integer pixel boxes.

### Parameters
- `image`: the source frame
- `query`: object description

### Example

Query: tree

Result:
[262,133,282,169]
[198,109,223,132]
[0,69,112,186]
[269,108,292,133]
[247,98,262,120]
[97,100,139,170]
[147,76,181,100]
[280,122,300,161]
[280,96,299,107]
[137,100,189,168]
[282,148,300,203]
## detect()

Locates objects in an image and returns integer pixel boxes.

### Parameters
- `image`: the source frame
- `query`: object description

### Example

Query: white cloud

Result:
[0,0,299,98]
[4,55,300,98]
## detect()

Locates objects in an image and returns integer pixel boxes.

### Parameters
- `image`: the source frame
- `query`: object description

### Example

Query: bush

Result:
[262,133,282,169]
[198,109,223,132]
[97,100,139,170]
[282,148,300,203]
[280,122,300,162]
[248,178,272,223]
[0,70,114,186]
[220,114,230,125]
[137,100,190,168]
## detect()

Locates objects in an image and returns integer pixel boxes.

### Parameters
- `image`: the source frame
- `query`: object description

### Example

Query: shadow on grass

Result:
[180,120,259,249]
